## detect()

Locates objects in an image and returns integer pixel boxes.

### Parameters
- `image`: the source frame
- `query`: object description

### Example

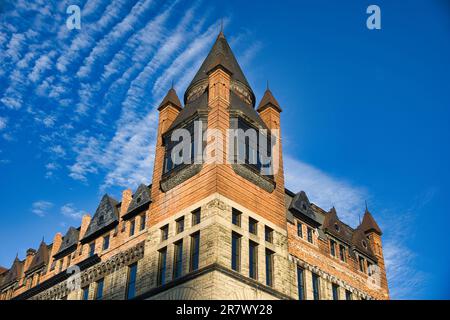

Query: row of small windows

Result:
[296,221,314,244]
[296,266,354,300]
[329,239,347,262]
[232,208,274,244]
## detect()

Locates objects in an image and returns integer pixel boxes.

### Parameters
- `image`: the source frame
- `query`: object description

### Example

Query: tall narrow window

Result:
[89,242,95,257]
[190,232,200,272]
[173,240,183,279]
[192,208,201,226]
[231,232,241,272]
[358,256,365,273]
[126,263,137,300]
[82,286,89,300]
[95,278,104,300]
[367,261,374,276]
[103,235,110,251]
[157,247,167,286]
[332,283,340,300]
[297,222,303,238]
[330,239,336,257]
[312,273,320,300]
[307,227,313,244]
[249,218,258,235]
[345,290,352,300]
[249,241,258,280]
[232,208,241,227]
[339,244,346,262]
[140,214,146,231]
[265,249,274,287]
[161,224,169,241]
[265,226,273,243]
[297,266,305,300]
[129,219,136,237]
[176,217,184,234]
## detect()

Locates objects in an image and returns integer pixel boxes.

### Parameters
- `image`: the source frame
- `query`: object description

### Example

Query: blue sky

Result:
[0,0,449,299]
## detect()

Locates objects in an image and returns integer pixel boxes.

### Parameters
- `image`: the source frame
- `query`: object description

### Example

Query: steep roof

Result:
[360,208,382,235]
[185,31,252,103]
[0,266,7,275]
[167,90,208,132]
[0,257,23,289]
[322,207,354,245]
[230,90,268,129]
[257,89,282,113]
[122,184,152,220]
[26,241,50,274]
[158,87,182,111]
[352,225,377,260]
[54,227,80,259]
[81,194,119,243]
[288,191,321,226]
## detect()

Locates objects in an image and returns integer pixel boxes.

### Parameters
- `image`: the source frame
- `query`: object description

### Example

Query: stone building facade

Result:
[0,31,389,301]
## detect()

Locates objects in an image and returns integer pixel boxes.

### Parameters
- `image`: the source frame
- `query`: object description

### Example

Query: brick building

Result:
[0,31,389,300]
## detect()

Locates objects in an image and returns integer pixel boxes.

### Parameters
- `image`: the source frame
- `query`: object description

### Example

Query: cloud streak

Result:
[31,201,53,217]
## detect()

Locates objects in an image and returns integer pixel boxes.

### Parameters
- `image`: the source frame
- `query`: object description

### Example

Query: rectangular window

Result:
[161,224,169,241]
[191,208,201,226]
[297,222,303,238]
[89,242,95,257]
[157,247,167,286]
[126,263,137,300]
[265,249,274,287]
[297,266,305,300]
[358,256,365,273]
[95,278,104,300]
[312,273,320,300]
[190,232,200,272]
[58,259,63,272]
[232,208,242,227]
[176,216,185,234]
[103,235,110,251]
[129,219,136,237]
[265,226,273,243]
[367,261,373,276]
[339,244,346,262]
[345,290,352,300]
[307,227,313,243]
[330,239,336,257]
[332,283,340,300]
[249,217,258,235]
[173,240,183,279]
[82,286,89,300]
[249,240,258,280]
[140,214,146,231]
[231,232,241,272]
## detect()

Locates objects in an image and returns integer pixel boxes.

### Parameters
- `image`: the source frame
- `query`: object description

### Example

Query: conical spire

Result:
[360,206,382,235]
[257,88,282,113]
[184,31,253,104]
[158,87,182,111]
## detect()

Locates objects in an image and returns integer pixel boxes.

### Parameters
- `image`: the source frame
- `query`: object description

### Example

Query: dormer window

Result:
[362,240,368,249]
[334,223,340,232]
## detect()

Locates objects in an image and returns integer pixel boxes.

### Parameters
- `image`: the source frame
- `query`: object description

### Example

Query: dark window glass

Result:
[129,219,136,237]
[339,244,346,262]
[190,232,200,271]
[265,226,273,243]
[332,283,339,300]
[103,235,110,251]
[231,232,241,271]
[161,224,169,241]
[192,208,201,226]
[297,222,303,238]
[126,263,137,300]
[367,261,373,276]
[173,240,183,279]
[249,241,258,280]
[265,249,274,287]
[358,256,365,272]
[176,217,184,234]
[330,239,336,257]
[58,259,63,272]
[140,214,146,231]
[95,278,104,300]
[307,227,313,243]
[312,273,320,300]
[232,208,242,227]
[297,266,305,300]
[249,218,258,235]
[157,248,167,286]
[89,242,95,257]
[82,287,89,300]
[345,290,352,300]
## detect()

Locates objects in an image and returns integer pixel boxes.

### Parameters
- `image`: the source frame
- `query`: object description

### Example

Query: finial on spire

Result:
[266,80,269,90]
[171,80,174,89]
[365,200,368,212]
[220,18,224,33]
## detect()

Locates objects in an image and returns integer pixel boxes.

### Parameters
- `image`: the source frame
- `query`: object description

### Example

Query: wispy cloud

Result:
[60,203,85,220]
[0,117,7,131]
[31,201,53,217]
